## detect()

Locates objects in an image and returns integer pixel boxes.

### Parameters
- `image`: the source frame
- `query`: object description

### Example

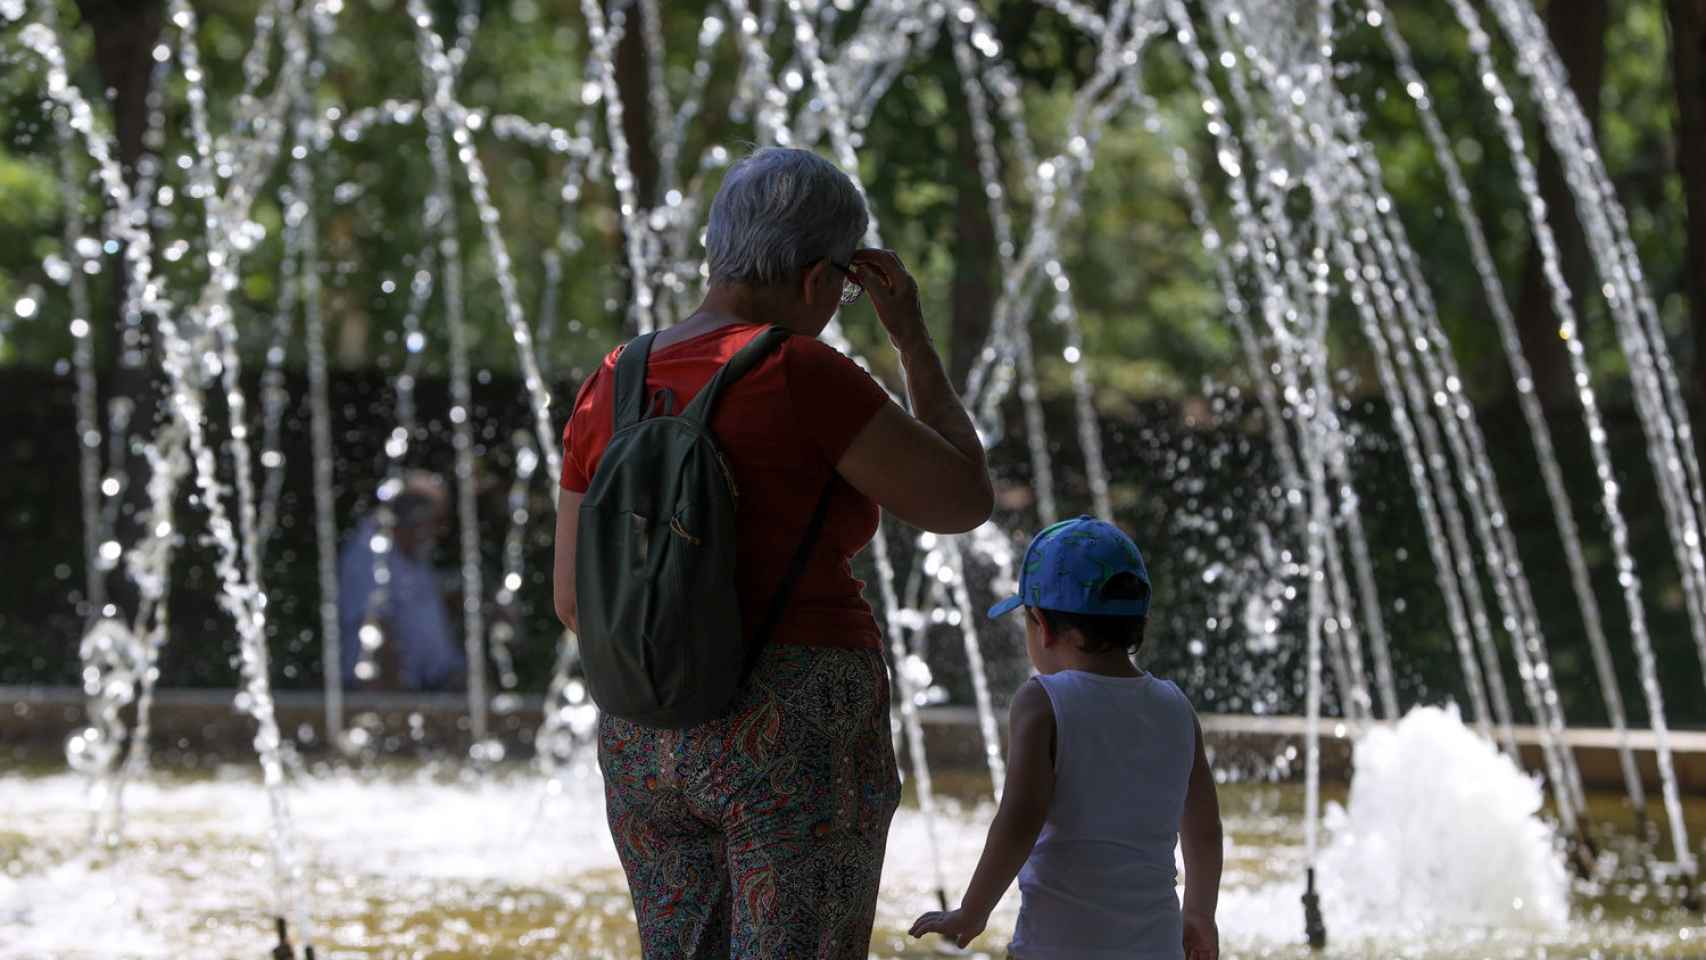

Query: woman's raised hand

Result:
[833,244,994,534]
[849,248,929,349]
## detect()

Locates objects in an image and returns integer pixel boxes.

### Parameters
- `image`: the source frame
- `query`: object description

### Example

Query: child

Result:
[909,516,1223,960]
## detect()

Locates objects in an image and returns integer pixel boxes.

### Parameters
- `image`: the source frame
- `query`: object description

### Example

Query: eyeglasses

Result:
[828,260,864,306]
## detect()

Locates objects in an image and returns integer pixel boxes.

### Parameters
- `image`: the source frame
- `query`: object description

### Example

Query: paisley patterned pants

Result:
[598,643,902,960]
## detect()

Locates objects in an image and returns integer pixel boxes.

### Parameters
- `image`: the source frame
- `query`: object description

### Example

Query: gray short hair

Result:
[705,147,869,286]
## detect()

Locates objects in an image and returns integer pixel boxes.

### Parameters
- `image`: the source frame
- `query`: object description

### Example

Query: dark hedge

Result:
[3,362,1702,729]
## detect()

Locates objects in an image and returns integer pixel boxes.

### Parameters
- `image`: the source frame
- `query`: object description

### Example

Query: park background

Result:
[4,0,1706,730]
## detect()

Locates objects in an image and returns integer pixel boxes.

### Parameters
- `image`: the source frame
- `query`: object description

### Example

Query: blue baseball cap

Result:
[988,516,1151,619]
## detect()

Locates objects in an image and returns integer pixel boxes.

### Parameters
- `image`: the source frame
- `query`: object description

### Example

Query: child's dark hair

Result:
[1036,572,1150,656]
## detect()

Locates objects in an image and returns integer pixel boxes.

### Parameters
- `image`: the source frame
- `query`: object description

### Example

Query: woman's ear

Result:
[799,258,831,307]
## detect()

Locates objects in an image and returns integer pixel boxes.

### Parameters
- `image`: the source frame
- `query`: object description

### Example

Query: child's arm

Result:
[1179,712,1223,960]
[909,677,1055,949]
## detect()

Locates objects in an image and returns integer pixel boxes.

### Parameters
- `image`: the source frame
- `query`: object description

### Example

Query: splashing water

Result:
[1316,705,1569,934]
[490,431,541,693]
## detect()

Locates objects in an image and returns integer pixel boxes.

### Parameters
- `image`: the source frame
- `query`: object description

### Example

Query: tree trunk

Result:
[1513,0,1608,411]
[613,11,660,208]
[612,4,660,330]
[1670,0,1706,436]
[74,0,164,621]
[74,0,164,362]
[941,38,998,386]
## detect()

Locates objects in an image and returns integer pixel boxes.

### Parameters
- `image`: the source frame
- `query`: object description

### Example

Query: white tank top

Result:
[1009,670,1197,960]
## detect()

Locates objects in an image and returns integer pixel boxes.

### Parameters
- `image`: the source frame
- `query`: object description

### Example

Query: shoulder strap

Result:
[612,332,659,431]
[747,476,838,669]
[680,325,791,425]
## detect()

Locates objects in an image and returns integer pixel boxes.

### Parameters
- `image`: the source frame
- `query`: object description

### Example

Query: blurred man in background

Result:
[338,471,466,691]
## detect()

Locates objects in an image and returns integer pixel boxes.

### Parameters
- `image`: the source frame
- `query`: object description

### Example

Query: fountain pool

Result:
[3,708,1702,959]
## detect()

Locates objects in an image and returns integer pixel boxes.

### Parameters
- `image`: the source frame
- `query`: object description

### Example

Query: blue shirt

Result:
[337,516,464,690]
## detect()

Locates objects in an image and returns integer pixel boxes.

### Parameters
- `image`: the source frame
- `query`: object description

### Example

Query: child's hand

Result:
[1183,908,1218,960]
[908,907,988,949]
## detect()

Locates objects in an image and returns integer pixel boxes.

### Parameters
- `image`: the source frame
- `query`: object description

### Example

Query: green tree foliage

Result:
[0,1,1686,402]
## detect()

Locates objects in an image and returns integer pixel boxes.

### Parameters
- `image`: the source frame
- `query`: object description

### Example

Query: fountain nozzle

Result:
[273,917,315,960]
[272,917,293,960]
[1633,805,1657,849]
[1567,822,1601,879]
[1301,867,1327,950]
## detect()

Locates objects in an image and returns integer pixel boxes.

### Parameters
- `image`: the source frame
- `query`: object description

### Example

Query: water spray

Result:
[1370,0,1648,829]
[1446,0,1694,872]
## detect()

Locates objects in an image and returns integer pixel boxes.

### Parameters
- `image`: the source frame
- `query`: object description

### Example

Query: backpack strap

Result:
[679,325,791,425]
[612,332,660,432]
[747,476,838,670]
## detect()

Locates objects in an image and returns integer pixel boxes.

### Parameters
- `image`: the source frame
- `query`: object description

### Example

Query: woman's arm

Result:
[1180,712,1222,960]
[910,677,1055,948]
[835,249,993,534]
[552,491,583,631]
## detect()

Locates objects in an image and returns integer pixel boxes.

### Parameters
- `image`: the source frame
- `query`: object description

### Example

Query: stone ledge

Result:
[6,686,1704,790]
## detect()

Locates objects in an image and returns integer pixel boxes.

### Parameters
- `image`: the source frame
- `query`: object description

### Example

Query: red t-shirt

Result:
[561,322,891,651]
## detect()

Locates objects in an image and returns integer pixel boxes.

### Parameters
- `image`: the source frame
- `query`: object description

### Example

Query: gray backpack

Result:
[575,325,833,728]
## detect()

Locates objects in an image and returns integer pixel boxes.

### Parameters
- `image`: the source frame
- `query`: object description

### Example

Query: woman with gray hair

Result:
[553,146,992,957]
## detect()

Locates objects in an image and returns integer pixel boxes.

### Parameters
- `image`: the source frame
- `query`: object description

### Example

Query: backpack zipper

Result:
[669,516,702,545]
[715,448,739,499]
